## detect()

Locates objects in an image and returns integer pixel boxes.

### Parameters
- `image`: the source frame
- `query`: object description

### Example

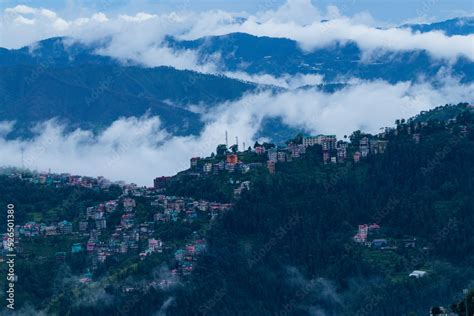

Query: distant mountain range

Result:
[166,30,472,83]
[0,38,259,137]
[0,17,472,140]
[403,16,474,36]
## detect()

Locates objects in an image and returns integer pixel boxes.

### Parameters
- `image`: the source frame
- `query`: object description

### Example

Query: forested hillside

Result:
[168,107,474,315]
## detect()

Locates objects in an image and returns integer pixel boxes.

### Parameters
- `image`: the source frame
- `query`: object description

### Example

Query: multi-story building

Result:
[254,146,265,155]
[359,137,370,157]
[203,163,212,173]
[354,151,362,163]
[277,152,287,162]
[226,154,238,164]
[267,148,278,163]
[336,142,348,162]
[190,157,200,168]
[58,220,72,234]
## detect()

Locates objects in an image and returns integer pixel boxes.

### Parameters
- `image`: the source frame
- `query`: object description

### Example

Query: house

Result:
[96,218,107,230]
[226,154,238,165]
[353,151,362,163]
[267,148,278,163]
[148,238,163,252]
[371,140,388,154]
[320,135,337,151]
[277,151,287,162]
[123,198,136,209]
[42,225,58,236]
[79,220,88,232]
[372,239,388,248]
[403,237,416,248]
[353,224,368,243]
[237,163,250,174]
[336,143,348,162]
[225,162,236,173]
[20,222,40,237]
[322,151,330,164]
[409,270,427,278]
[71,243,83,253]
[105,200,118,212]
[86,206,96,219]
[368,223,380,230]
[175,249,185,261]
[359,137,370,157]
[86,241,96,253]
[254,146,265,155]
[203,163,212,173]
[97,252,107,263]
[302,135,319,147]
[58,220,73,234]
[216,161,225,170]
[120,243,128,253]
[190,157,200,168]
[303,135,337,150]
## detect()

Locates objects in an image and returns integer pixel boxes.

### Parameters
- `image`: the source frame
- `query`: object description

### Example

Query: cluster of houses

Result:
[353,223,420,250]
[353,223,382,245]
[0,219,74,254]
[5,180,232,281]
[152,194,232,223]
[8,172,120,189]
[14,220,73,238]
[173,236,207,275]
[183,133,392,178]
[189,155,263,176]
[73,196,158,269]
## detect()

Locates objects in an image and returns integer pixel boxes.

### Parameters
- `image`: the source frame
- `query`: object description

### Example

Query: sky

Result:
[0,0,473,25]
[0,0,473,185]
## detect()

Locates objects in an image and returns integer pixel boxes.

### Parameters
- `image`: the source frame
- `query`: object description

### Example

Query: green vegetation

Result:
[1,104,473,315]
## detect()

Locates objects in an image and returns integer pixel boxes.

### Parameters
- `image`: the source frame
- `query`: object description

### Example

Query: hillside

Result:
[165,106,474,315]
[0,64,257,137]
[1,104,473,315]
[404,17,474,36]
[166,32,473,83]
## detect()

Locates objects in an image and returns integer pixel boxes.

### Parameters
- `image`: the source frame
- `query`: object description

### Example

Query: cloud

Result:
[1,2,473,63]
[223,72,324,89]
[0,76,471,185]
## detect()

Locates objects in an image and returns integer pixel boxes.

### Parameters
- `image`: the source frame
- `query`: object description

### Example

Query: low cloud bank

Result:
[0,77,471,185]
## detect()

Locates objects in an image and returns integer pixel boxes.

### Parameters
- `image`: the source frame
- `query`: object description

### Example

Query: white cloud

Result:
[0,77,471,185]
[224,72,324,89]
[1,2,473,62]
[257,0,321,25]
[5,5,36,15]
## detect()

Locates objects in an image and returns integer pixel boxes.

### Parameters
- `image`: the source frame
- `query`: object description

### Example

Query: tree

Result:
[216,144,228,156]
[262,142,275,149]
[451,289,474,316]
